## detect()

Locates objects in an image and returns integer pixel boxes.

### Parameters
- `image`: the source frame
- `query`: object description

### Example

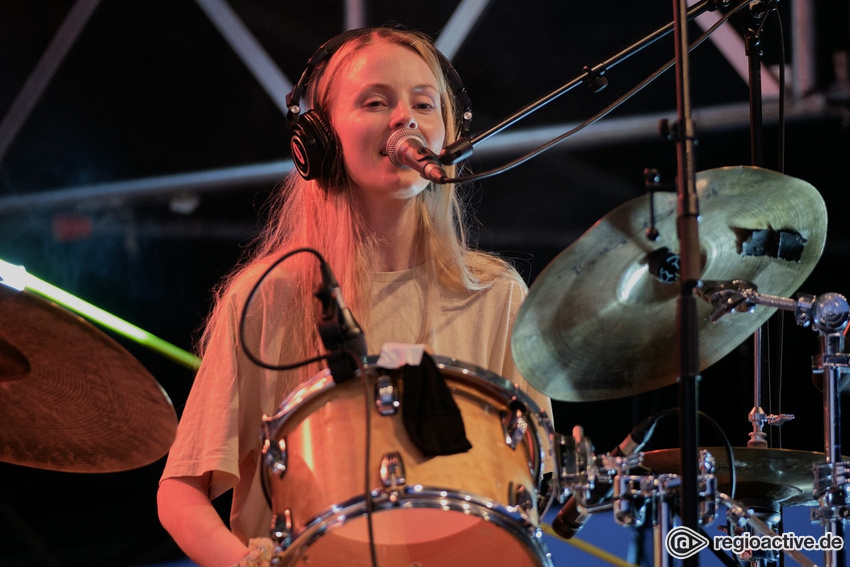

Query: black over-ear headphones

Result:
[285,27,473,182]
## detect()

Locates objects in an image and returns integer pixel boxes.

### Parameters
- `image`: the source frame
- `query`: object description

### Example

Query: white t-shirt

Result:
[161,265,552,542]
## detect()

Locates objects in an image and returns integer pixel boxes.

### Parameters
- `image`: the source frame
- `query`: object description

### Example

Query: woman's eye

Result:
[414,99,438,111]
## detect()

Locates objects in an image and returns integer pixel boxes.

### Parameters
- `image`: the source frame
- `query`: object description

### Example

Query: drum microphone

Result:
[386,128,449,184]
[550,416,657,540]
[315,260,367,383]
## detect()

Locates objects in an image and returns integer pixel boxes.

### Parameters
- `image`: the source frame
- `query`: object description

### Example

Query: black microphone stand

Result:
[670,1,702,565]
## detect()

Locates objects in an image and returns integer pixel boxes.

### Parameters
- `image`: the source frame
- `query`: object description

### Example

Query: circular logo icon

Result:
[666,526,710,559]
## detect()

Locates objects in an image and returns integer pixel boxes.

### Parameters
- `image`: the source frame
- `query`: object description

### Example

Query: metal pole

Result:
[672,1,701,563]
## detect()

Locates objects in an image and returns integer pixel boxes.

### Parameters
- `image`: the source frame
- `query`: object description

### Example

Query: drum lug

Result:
[380,451,407,500]
[374,372,399,416]
[270,509,294,550]
[262,435,288,479]
[510,482,535,514]
[501,405,528,450]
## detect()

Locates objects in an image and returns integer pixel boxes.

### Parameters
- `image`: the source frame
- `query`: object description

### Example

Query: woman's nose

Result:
[391,103,417,130]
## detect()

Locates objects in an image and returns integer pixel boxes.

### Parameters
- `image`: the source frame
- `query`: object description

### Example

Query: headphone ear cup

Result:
[289,109,337,181]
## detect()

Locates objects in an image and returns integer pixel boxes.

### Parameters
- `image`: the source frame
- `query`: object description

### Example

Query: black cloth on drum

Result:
[399,353,472,457]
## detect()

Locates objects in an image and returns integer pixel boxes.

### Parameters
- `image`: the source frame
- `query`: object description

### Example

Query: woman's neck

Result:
[358,197,421,272]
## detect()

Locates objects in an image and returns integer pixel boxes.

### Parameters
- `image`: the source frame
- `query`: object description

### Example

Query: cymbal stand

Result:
[698,280,850,567]
[748,339,795,449]
[809,307,850,567]
[744,0,782,452]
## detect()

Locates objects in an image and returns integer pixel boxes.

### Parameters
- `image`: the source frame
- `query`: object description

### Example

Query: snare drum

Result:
[260,356,556,566]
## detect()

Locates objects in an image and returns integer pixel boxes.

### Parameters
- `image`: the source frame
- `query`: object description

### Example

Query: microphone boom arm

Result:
[439,0,735,166]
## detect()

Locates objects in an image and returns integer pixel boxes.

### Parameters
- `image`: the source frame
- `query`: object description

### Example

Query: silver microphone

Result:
[385,128,449,184]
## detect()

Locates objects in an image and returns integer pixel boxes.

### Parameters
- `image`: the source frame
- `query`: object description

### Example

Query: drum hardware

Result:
[718,493,818,567]
[556,426,600,506]
[502,404,530,450]
[262,436,288,479]
[379,452,406,495]
[743,290,795,450]
[606,449,718,566]
[0,284,177,473]
[552,426,651,541]
[699,451,718,526]
[649,473,682,567]
[511,483,536,515]
[581,443,820,567]
[374,372,399,416]
[698,282,850,566]
[747,407,794,449]
[613,451,716,565]
[642,167,676,242]
[612,473,647,528]
[811,461,850,521]
[271,510,296,554]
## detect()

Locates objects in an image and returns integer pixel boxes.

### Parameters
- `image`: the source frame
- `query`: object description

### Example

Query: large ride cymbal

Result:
[0,285,178,472]
[512,166,827,401]
[642,447,833,506]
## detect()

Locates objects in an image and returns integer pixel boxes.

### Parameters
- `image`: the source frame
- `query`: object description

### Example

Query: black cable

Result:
[350,355,379,567]
[441,1,751,184]
[238,247,329,371]
[776,311,785,449]
[773,9,786,173]
[771,7,788,453]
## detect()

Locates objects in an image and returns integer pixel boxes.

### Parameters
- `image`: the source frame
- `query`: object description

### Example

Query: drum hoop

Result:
[275,485,554,567]
[263,355,547,431]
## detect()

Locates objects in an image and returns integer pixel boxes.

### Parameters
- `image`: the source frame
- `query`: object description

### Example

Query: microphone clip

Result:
[315,264,367,383]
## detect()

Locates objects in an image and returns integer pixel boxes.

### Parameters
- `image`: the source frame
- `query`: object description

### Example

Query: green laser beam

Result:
[1,259,200,370]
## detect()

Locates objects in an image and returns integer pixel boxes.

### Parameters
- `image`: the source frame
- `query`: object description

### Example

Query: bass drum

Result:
[260,356,557,566]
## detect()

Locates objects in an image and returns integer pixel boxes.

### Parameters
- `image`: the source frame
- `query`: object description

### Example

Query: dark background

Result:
[1,1,849,565]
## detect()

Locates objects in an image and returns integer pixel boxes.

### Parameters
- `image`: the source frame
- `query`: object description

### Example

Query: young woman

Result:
[157,26,552,567]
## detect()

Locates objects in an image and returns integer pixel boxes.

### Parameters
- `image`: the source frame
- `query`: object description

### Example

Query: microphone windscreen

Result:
[386,128,427,168]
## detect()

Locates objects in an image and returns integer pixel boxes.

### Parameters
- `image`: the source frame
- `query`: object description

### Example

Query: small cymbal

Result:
[512,166,827,401]
[0,285,178,472]
[641,447,832,506]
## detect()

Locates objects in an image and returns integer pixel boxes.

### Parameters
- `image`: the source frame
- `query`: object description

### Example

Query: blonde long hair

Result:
[199,27,521,388]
